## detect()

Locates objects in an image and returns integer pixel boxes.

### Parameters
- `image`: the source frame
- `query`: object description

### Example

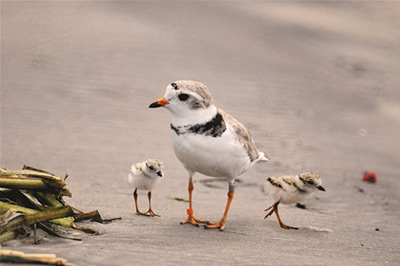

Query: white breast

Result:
[128,171,161,191]
[171,124,251,180]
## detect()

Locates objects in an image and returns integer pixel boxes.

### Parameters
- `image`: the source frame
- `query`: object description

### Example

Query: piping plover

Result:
[149,80,269,230]
[128,159,164,217]
[263,172,325,229]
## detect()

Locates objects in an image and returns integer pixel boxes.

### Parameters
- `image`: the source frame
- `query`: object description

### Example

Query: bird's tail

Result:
[257,152,270,162]
[251,152,269,167]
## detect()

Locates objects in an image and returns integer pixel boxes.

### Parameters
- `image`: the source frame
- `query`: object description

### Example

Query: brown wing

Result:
[218,108,260,162]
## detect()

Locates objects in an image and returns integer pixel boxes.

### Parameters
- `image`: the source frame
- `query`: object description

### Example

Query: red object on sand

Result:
[362,172,377,183]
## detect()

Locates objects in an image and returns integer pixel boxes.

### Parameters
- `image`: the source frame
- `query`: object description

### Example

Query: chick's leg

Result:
[264,201,298,230]
[133,188,146,216]
[143,191,160,217]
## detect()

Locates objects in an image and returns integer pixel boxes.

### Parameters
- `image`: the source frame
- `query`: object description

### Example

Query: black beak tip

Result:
[157,171,163,177]
[149,102,161,108]
[318,186,326,191]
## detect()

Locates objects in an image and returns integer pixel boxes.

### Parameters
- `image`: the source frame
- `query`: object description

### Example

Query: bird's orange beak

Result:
[149,97,169,108]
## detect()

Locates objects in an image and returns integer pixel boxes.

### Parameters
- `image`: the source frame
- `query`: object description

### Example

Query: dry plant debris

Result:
[0,249,75,266]
[0,166,121,245]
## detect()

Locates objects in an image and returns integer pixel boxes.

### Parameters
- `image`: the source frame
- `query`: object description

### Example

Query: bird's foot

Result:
[264,207,275,219]
[280,223,299,230]
[136,209,160,217]
[145,209,160,217]
[203,220,226,231]
[180,208,207,227]
[264,202,297,229]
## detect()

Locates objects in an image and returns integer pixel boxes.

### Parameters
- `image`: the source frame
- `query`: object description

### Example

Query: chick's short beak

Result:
[317,186,326,191]
[149,97,169,108]
[157,171,163,177]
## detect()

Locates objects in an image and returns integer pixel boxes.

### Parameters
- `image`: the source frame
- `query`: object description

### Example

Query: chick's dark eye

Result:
[178,94,190,101]
[149,165,154,171]
[306,180,315,185]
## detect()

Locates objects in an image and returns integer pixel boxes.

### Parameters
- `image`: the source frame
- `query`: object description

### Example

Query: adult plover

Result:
[149,80,269,230]
[263,172,325,229]
[128,159,164,217]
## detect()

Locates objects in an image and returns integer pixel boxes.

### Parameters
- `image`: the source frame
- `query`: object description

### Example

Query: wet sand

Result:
[1,2,400,265]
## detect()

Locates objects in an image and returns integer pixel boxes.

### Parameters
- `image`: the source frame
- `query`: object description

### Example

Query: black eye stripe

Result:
[178,94,190,101]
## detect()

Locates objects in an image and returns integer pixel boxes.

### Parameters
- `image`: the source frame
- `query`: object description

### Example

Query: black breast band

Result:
[170,113,226,138]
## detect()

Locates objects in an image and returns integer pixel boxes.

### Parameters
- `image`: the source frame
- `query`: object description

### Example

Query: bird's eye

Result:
[306,180,315,185]
[178,94,190,101]
[148,165,155,171]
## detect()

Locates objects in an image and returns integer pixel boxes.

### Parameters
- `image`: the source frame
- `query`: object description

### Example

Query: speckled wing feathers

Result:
[267,177,283,188]
[218,108,260,162]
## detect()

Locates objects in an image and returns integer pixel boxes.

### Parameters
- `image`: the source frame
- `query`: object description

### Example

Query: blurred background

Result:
[1,1,400,265]
[2,2,399,176]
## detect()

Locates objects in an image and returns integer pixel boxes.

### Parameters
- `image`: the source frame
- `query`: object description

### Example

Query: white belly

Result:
[171,129,251,180]
[265,185,312,205]
[129,173,160,191]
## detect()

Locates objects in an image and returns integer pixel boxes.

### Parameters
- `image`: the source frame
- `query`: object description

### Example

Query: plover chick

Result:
[128,159,164,217]
[149,80,269,230]
[263,172,325,229]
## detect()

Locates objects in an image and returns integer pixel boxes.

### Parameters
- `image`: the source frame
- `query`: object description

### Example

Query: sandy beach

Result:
[1,1,400,265]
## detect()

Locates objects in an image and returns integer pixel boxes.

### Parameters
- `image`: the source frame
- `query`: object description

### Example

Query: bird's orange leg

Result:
[143,191,160,217]
[133,189,159,217]
[204,190,235,231]
[180,178,207,227]
[264,201,277,218]
[133,189,146,216]
[264,201,298,230]
[204,182,236,231]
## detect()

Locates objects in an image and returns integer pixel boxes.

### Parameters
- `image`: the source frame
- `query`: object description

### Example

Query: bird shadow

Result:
[198,178,259,189]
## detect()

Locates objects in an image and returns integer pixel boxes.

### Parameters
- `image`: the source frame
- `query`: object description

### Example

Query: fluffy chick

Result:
[128,159,164,217]
[263,172,325,229]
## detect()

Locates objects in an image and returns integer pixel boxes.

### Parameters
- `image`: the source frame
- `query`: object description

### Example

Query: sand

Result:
[1,1,400,265]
